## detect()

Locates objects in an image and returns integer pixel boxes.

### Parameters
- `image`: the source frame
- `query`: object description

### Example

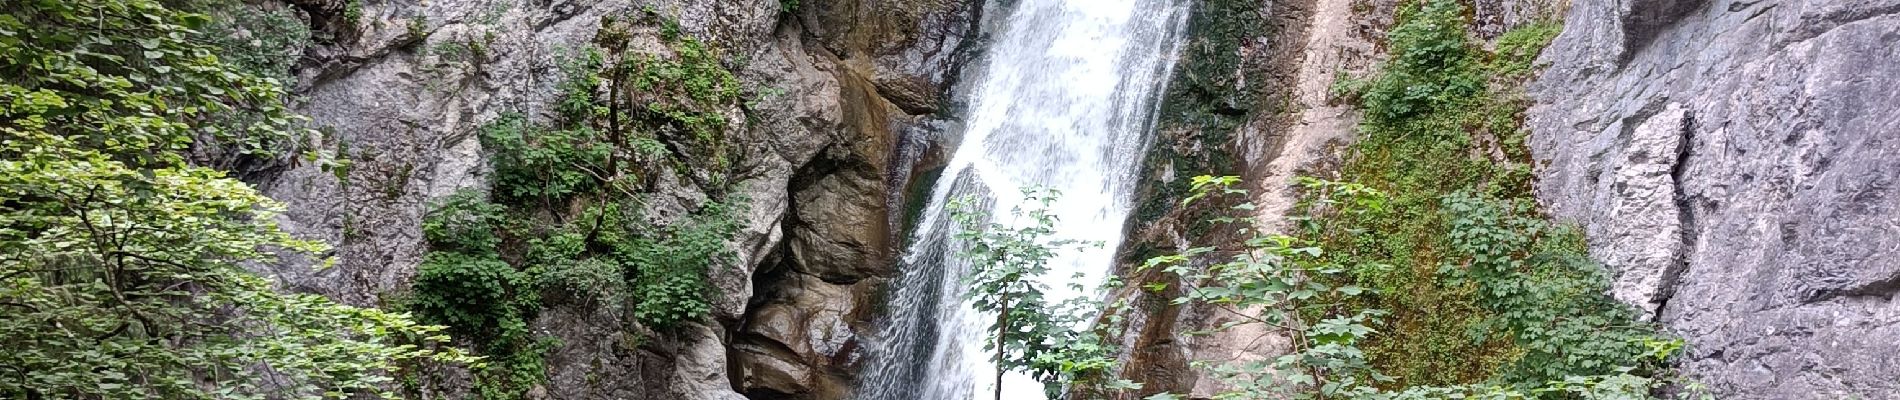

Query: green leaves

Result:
[0,1,465,398]
[1145,176,1392,400]
[481,113,611,204]
[1357,0,1484,135]
[414,16,758,394]
[1437,192,1659,386]
[949,188,1125,397]
[1148,166,1697,400]
[422,189,508,252]
[408,185,741,397]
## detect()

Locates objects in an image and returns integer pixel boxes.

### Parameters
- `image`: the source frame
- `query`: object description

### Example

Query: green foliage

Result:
[0,0,307,167]
[481,112,611,203]
[950,189,1133,399]
[1103,2,1700,398]
[1439,192,1655,386]
[412,251,535,347]
[599,11,744,170]
[344,0,364,24]
[1489,22,1561,79]
[203,4,312,86]
[408,191,741,398]
[407,15,429,39]
[1268,1,1691,397]
[1288,2,1572,388]
[401,11,753,398]
[1144,177,1393,400]
[1357,0,1484,132]
[1135,178,1701,400]
[484,17,747,204]
[408,190,548,399]
[422,189,508,252]
[0,0,471,398]
[533,236,628,310]
[619,200,740,329]
[780,0,801,13]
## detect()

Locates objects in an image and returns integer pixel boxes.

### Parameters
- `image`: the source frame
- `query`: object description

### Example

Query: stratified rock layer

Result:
[1528,0,1900,397]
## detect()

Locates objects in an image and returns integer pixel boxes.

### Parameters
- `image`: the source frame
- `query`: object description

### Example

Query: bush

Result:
[480,114,610,204]
[619,201,739,329]
[1441,192,1653,385]
[1359,0,1484,131]
[0,1,471,398]
[423,189,508,252]
[410,252,536,346]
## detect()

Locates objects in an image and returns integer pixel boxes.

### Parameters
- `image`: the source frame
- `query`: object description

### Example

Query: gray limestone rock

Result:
[1528,0,1900,397]
[246,0,979,398]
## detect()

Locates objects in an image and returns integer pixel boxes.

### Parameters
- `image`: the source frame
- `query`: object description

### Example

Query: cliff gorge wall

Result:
[227,0,1900,398]
[1527,0,1900,397]
[1115,0,1900,398]
[244,0,980,398]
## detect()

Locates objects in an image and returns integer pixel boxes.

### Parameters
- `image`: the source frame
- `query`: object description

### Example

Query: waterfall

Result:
[856,0,1192,399]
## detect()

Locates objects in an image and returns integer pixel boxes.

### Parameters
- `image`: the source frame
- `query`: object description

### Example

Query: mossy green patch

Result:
[1133,0,1266,229]
[1300,1,1670,394]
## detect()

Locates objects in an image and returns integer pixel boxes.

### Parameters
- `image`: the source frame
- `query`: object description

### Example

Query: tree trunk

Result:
[995,294,1009,400]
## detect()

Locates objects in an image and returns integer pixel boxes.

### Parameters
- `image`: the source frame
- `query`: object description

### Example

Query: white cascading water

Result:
[856,0,1192,399]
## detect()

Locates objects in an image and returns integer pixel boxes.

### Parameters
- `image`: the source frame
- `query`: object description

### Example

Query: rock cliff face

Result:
[245,0,980,398]
[1111,0,1900,397]
[1527,0,1900,397]
[235,0,1900,398]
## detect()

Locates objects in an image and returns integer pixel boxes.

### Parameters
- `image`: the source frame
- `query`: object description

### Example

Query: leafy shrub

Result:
[410,252,536,346]
[602,10,744,168]
[401,11,755,398]
[948,189,1135,397]
[1250,1,1692,396]
[423,189,508,252]
[1359,0,1484,130]
[1489,22,1561,78]
[0,0,471,398]
[1138,178,1700,400]
[204,3,312,85]
[1440,192,1654,385]
[541,257,629,309]
[621,200,740,329]
[344,0,363,24]
[480,114,610,204]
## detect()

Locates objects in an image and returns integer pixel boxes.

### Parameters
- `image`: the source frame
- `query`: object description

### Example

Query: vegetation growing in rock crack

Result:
[0,0,474,398]
[399,8,752,400]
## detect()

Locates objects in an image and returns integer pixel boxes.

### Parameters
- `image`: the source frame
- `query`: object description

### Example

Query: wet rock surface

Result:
[1528,0,1900,397]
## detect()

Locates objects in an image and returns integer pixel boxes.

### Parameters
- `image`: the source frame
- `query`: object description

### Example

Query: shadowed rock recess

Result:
[221,0,1897,398]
